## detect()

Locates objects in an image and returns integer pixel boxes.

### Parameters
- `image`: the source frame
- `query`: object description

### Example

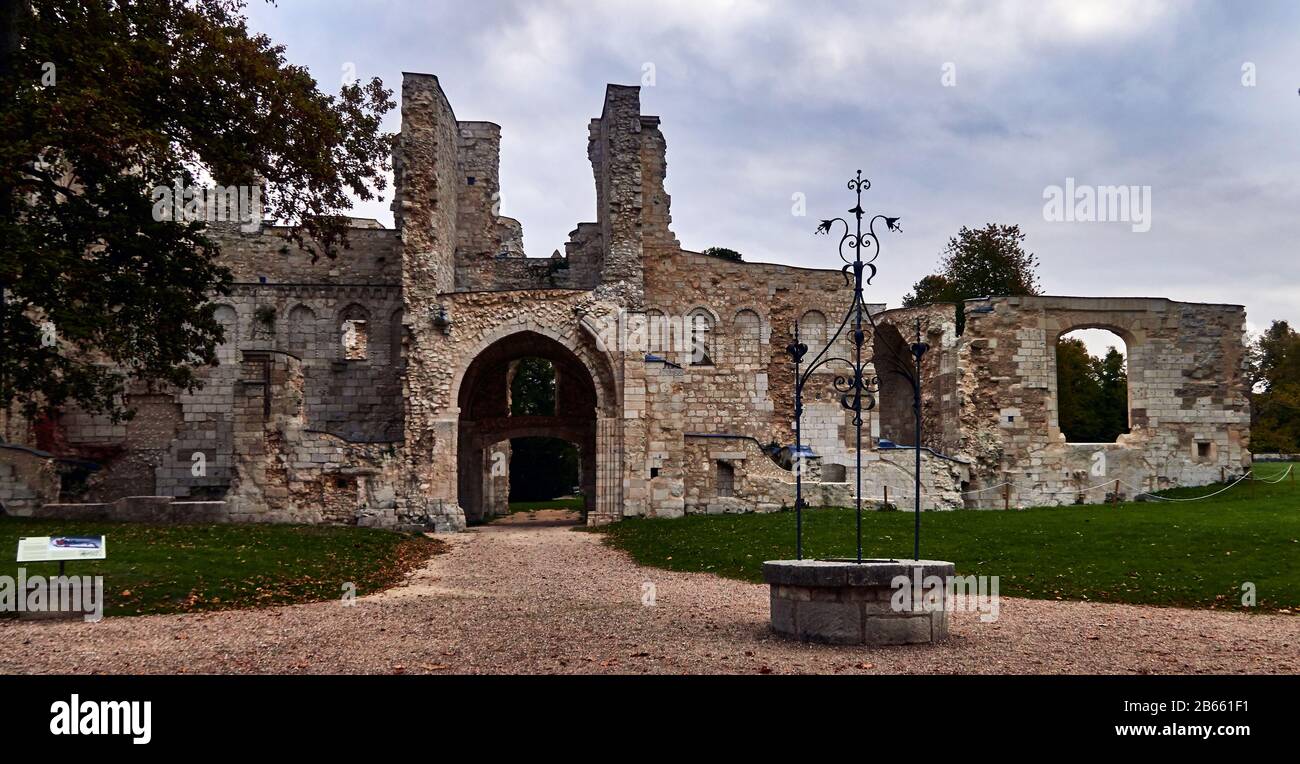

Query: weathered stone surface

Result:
[765,559,956,645]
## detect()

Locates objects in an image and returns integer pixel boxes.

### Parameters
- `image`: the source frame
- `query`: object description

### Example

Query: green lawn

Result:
[507,497,585,513]
[1,519,442,617]
[593,462,1300,611]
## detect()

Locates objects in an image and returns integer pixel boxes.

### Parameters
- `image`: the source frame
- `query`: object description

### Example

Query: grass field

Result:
[0,519,442,617]
[594,462,1300,611]
[506,497,585,513]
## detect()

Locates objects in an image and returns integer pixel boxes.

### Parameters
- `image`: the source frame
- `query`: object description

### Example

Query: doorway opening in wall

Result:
[508,437,582,519]
[1056,328,1130,443]
[459,333,604,525]
[715,461,735,497]
[506,357,582,521]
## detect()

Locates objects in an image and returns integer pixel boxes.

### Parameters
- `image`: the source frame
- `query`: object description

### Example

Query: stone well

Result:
[763,559,955,645]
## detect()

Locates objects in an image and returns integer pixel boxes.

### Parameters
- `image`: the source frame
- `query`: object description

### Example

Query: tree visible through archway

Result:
[1057,329,1129,443]
[509,358,580,508]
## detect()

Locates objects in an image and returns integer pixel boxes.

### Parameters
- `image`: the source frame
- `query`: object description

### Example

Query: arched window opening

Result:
[872,323,915,445]
[213,305,237,363]
[339,304,369,361]
[389,308,404,366]
[287,304,315,355]
[800,310,827,350]
[1056,328,1130,443]
[689,309,714,366]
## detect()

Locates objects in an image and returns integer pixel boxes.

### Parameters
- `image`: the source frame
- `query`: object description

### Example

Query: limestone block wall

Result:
[680,435,968,515]
[423,289,624,525]
[22,220,406,503]
[589,86,649,308]
[958,295,1251,507]
[0,445,60,516]
[639,242,968,518]
[224,350,405,525]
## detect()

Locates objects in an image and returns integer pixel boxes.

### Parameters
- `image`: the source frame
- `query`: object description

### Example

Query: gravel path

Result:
[2,511,1296,674]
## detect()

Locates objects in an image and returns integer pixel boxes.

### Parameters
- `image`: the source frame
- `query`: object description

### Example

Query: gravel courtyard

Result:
[1,512,1296,675]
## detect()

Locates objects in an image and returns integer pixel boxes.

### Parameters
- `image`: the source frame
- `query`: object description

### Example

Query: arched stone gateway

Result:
[453,329,619,525]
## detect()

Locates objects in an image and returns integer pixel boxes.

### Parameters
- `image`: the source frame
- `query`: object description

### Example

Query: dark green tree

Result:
[1095,346,1130,442]
[1055,337,1129,443]
[702,246,743,262]
[510,357,556,416]
[902,223,1040,333]
[1247,320,1300,453]
[0,0,394,423]
[1056,338,1100,441]
[507,357,578,503]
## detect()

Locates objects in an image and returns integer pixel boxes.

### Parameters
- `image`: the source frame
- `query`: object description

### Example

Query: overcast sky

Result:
[246,0,1300,353]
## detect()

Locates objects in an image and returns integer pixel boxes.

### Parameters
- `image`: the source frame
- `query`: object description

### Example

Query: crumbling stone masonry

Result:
[0,73,1252,527]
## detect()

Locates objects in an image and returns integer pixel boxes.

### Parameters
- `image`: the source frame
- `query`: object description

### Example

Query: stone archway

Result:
[455,330,612,523]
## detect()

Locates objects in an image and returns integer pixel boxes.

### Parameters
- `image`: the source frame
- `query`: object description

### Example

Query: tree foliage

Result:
[508,357,578,501]
[510,357,556,417]
[1247,320,1300,453]
[1056,337,1129,443]
[0,0,394,422]
[902,223,1040,333]
[702,246,743,262]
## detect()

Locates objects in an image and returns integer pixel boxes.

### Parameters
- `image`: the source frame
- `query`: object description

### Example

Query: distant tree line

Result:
[1248,320,1300,453]
[1056,338,1129,443]
[509,357,579,501]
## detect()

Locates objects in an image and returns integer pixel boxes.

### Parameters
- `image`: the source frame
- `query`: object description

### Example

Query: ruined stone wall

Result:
[2,72,1255,530]
[680,435,967,515]
[393,73,459,295]
[0,445,61,516]
[33,222,406,503]
[394,73,466,531]
[224,350,405,525]
[589,86,647,308]
[639,240,960,517]
[455,121,504,267]
[958,295,1251,507]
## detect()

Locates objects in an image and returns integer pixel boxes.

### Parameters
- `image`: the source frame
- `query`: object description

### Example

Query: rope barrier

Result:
[1121,472,1253,502]
[958,481,1010,496]
[1255,464,1293,484]
[836,464,1286,509]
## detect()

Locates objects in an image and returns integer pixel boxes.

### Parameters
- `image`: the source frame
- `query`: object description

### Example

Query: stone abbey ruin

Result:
[0,73,1252,530]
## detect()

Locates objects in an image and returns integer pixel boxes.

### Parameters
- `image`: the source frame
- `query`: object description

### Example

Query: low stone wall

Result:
[764,559,955,645]
[683,436,969,514]
[35,496,228,523]
[1253,453,1300,462]
[0,445,62,516]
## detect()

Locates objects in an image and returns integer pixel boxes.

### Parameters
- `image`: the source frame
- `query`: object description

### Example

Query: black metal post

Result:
[910,318,929,560]
[790,322,805,560]
[787,170,901,565]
